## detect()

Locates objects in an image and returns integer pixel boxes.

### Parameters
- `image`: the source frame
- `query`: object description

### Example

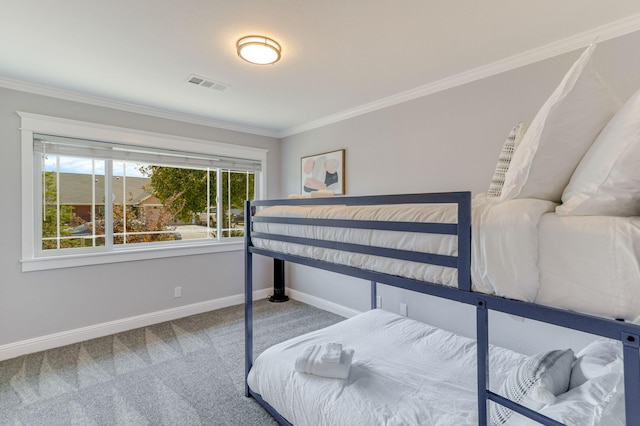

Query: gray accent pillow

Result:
[487,123,526,198]
[490,349,574,425]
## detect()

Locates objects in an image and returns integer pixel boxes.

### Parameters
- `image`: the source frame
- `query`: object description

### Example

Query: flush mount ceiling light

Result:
[236,35,281,65]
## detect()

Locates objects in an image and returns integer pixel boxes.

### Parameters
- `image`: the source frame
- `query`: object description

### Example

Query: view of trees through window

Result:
[41,155,255,251]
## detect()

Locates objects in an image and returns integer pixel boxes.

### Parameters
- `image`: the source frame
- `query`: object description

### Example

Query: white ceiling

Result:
[2,1,640,137]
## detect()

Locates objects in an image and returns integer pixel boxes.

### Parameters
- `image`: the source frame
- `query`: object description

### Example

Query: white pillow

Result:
[490,349,574,425]
[570,339,622,389]
[487,123,527,198]
[505,368,624,426]
[500,43,620,202]
[598,370,626,426]
[558,87,640,216]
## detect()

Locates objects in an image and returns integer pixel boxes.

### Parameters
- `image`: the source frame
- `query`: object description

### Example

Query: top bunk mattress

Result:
[251,197,640,321]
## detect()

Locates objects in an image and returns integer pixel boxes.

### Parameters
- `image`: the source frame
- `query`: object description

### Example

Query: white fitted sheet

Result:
[247,309,526,426]
[537,213,640,321]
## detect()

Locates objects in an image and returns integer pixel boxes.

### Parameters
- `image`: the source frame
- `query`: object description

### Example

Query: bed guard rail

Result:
[246,191,472,293]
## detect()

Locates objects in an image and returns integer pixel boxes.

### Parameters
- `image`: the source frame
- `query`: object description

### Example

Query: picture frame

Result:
[301,149,345,195]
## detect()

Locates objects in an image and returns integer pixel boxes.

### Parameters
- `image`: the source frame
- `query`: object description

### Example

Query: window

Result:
[20,113,267,271]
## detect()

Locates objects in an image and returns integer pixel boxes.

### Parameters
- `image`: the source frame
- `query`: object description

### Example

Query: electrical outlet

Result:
[174,287,182,298]
[376,296,382,308]
[400,303,408,316]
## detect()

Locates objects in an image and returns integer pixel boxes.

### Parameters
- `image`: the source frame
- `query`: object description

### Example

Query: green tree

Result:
[221,170,255,210]
[220,170,255,236]
[141,166,254,224]
[140,166,213,223]
[42,171,76,249]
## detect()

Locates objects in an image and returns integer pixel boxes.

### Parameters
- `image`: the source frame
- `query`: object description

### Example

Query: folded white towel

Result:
[294,344,354,379]
[309,189,335,198]
[320,342,343,363]
[288,194,311,199]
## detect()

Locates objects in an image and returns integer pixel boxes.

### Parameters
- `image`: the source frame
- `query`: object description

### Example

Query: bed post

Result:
[370,281,377,310]
[269,258,289,302]
[244,200,253,398]
[621,332,640,425]
[458,193,472,292]
[476,299,489,426]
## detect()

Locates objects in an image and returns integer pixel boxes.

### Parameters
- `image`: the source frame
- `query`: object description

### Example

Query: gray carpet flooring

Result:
[0,299,344,425]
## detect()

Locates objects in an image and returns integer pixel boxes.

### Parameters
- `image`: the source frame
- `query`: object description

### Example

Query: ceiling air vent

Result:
[186,74,230,92]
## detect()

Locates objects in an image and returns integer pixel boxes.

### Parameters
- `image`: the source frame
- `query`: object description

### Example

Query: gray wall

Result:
[4,30,640,355]
[0,87,280,347]
[280,31,640,354]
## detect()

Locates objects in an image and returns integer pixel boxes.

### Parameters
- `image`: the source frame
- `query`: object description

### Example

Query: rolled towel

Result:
[320,342,343,363]
[309,189,335,198]
[294,344,354,379]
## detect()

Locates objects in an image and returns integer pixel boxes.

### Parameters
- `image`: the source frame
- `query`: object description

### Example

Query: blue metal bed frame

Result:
[244,192,640,426]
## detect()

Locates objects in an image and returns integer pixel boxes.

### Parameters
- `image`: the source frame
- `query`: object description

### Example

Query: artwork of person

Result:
[303,155,341,193]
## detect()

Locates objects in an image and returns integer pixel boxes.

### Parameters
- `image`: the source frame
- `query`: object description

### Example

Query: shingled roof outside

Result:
[56,173,155,205]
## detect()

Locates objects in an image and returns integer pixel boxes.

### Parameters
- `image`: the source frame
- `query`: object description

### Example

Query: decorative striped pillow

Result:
[488,123,527,198]
[490,349,574,425]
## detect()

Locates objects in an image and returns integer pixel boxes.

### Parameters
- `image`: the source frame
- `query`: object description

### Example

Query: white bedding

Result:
[253,203,460,291]
[247,309,526,426]
[537,213,640,322]
[253,196,556,302]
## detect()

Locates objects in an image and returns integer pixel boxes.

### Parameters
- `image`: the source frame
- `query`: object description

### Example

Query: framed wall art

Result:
[301,149,345,194]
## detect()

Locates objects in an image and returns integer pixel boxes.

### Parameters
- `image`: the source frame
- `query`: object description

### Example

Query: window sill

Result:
[21,240,244,272]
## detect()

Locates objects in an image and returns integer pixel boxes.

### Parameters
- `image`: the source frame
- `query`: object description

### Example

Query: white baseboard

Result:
[0,288,271,362]
[287,289,362,318]
[0,287,356,361]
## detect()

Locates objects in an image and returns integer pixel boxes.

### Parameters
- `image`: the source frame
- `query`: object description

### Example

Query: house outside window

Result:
[20,113,267,271]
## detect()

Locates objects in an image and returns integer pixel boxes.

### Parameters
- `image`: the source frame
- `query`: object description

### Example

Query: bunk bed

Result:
[244,193,639,426]
[244,43,640,425]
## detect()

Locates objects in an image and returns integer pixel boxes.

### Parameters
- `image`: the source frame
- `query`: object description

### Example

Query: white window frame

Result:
[19,112,268,272]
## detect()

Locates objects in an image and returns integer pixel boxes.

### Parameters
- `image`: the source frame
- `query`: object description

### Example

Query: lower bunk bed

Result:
[244,192,640,426]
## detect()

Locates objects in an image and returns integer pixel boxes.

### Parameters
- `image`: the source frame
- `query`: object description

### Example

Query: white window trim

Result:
[19,112,268,272]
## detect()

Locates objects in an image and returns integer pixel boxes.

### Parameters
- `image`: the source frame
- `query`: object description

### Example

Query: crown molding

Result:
[279,13,640,138]
[0,77,280,138]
